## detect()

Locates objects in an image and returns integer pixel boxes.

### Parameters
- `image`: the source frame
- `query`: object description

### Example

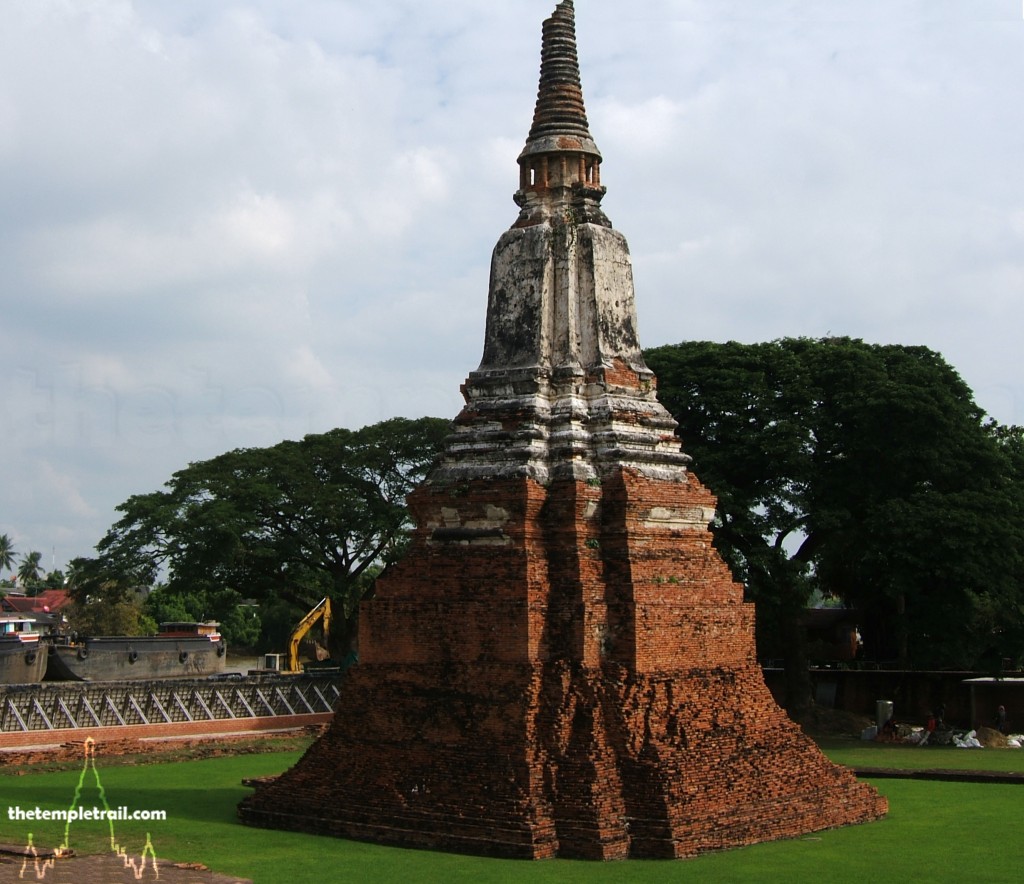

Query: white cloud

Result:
[30,193,306,296]
[1,0,1023,569]
[34,460,98,521]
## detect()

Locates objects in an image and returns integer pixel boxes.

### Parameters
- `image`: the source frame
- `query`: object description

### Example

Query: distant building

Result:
[1,589,72,630]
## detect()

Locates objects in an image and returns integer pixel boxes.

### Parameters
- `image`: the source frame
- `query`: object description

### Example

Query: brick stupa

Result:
[239,1,887,859]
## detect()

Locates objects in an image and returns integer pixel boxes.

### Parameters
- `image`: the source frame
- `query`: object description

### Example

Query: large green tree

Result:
[645,338,1024,709]
[93,416,451,652]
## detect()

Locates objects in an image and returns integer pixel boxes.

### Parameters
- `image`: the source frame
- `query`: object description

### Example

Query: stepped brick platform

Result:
[238,1,886,858]
[240,471,885,859]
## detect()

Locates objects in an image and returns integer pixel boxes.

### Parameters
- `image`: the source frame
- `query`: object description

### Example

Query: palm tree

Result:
[64,557,89,589]
[17,550,43,589]
[0,534,15,579]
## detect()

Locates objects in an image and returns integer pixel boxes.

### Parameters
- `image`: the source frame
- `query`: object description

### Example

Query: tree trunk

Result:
[780,605,813,716]
[896,591,909,668]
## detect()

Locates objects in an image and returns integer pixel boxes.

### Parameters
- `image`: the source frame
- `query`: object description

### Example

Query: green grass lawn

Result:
[819,736,1024,772]
[1,746,1022,883]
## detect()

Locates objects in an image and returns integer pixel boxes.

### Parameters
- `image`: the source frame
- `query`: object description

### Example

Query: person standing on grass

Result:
[995,705,1008,733]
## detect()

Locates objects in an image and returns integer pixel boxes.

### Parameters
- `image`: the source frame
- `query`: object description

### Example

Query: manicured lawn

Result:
[819,736,1024,772]
[1,747,1022,883]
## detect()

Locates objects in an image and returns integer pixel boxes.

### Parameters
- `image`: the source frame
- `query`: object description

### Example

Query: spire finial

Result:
[520,0,599,160]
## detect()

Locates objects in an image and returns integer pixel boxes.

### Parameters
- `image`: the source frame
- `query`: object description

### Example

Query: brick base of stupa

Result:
[238,470,887,859]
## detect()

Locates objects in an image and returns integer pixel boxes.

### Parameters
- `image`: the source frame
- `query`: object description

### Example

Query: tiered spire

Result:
[522,0,599,157]
[437,0,682,485]
[515,0,606,227]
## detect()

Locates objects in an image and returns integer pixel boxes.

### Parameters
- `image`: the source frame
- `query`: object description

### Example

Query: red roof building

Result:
[1,589,72,614]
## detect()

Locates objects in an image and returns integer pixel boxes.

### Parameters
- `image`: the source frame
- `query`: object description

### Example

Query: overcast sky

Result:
[3,0,1022,576]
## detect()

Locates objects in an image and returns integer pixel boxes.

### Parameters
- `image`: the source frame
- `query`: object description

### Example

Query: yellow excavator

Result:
[287,597,332,673]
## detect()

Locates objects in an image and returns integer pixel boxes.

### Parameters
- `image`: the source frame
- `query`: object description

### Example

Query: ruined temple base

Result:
[238,472,886,859]
[239,661,885,860]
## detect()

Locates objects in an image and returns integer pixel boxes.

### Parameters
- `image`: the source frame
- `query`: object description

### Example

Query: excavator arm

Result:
[287,597,332,673]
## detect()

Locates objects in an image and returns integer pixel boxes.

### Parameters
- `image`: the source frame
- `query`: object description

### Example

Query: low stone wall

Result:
[0,712,331,750]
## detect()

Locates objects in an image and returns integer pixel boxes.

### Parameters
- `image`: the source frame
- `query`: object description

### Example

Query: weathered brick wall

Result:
[239,469,886,859]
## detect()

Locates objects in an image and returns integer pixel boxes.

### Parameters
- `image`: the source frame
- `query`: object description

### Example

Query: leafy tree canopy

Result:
[645,337,1024,688]
[68,592,157,638]
[63,556,157,637]
[143,585,261,649]
[92,417,451,651]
